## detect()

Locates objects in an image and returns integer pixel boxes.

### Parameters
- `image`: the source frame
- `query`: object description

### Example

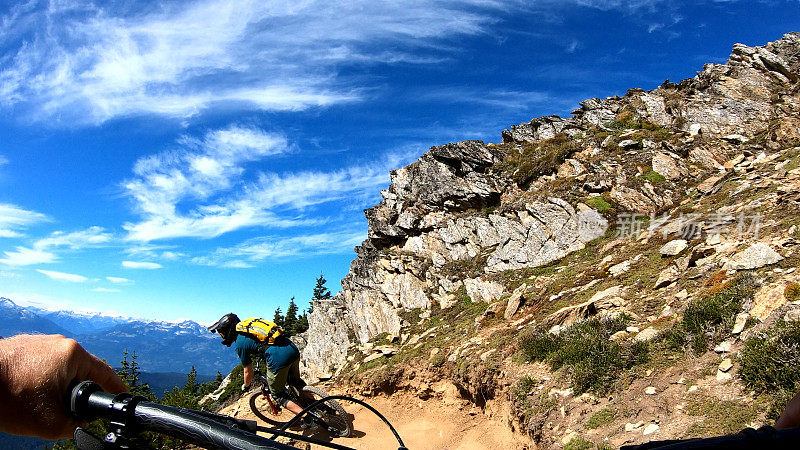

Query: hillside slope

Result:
[290,32,800,448]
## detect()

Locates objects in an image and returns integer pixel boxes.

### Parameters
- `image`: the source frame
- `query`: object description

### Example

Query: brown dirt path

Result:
[222,391,531,449]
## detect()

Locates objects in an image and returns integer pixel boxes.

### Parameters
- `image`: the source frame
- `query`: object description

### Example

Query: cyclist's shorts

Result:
[267,358,301,406]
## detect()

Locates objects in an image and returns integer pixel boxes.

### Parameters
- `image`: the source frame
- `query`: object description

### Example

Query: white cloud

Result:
[0,203,49,238]
[192,229,366,267]
[92,287,121,292]
[34,226,113,249]
[0,0,527,124]
[106,276,133,284]
[0,155,8,165]
[122,261,163,269]
[0,246,57,266]
[0,270,20,278]
[122,125,396,241]
[36,269,88,283]
[0,226,113,266]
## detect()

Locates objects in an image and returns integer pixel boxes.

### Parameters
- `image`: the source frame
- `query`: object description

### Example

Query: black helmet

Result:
[208,313,240,347]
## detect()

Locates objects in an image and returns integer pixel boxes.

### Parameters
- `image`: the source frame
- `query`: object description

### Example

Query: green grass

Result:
[583,196,613,213]
[564,437,595,450]
[685,395,760,438]
[640,169,667,183]
[496,133,579,188]
[518,316,649,394]
[586,407,617,429]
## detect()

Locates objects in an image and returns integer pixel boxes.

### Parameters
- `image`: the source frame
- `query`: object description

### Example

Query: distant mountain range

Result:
[0,297,235,375]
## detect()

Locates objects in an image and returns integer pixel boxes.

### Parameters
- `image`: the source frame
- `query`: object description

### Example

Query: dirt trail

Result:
[222,391,530,450]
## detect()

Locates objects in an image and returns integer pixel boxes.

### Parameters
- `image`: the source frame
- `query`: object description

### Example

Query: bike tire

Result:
[249,391,289,426]
[301,386,352,438]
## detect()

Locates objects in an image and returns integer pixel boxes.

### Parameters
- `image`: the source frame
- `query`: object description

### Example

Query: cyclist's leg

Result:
[268,364,305,416]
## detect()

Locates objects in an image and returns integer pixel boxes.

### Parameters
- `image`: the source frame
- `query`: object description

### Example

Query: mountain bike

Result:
[248,363,351,437]
[70,381,406,449]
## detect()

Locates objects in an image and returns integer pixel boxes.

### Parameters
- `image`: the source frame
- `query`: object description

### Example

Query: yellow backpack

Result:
[236,317,283,344]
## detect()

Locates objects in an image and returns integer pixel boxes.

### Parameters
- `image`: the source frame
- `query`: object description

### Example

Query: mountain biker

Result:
[208,313,313,426]
[0,334,128,439]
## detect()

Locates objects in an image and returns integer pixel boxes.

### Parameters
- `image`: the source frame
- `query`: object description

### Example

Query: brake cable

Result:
[271,394,408,450]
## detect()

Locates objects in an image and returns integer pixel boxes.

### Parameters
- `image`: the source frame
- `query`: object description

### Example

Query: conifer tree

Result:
[273,307,285,328]
[311,273,332,313]
[284,297,298,334]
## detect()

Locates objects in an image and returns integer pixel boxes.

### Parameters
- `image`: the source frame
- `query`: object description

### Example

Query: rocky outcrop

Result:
[301,33,800,381]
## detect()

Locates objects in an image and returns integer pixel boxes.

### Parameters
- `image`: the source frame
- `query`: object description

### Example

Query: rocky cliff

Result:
[301,32,800,384]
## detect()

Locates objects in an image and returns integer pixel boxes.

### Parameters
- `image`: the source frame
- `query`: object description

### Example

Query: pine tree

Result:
[284,297,298,334]
[294,311,309,334]
[116,349,151,399]
[273,307,285,328]
[185,366,198,396]
[310,272,332,314]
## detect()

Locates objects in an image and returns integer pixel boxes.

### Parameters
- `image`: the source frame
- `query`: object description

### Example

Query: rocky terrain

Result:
[293,32,800,448]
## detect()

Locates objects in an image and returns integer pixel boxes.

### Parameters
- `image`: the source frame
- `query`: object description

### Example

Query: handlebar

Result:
[70,381,295,450]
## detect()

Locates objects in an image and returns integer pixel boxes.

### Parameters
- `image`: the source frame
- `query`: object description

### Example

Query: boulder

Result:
[660,239,688,256]
[724,242,784,270]
[504,285,527,320]
[654,266,680,289]
[652,153,685,180]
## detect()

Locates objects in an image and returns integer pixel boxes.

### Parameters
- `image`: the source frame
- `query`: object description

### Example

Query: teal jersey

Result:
[235,334,299,372]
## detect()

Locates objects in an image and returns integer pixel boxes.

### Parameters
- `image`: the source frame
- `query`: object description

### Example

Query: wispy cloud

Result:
[37,269,88,283]
[0,203,49,238]
[0,155,8,165]
[122,261,163,270]
[192,230,366,268]
[92,287,121,293]
[566,39,579,53]
[0,0,532,124]
[122,125,397,242]
[0,226,112,266]
[106,276,133,284]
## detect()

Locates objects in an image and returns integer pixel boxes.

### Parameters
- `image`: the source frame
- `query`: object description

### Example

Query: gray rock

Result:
[654,266,680,289]
[724,242,784,270]
[504,286,527,320]
[652,152,684,180]
[464,278,505,303]
[660,239,688,256]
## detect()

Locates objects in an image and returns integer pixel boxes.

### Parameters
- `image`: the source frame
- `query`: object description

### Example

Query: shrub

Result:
[739,320,800,395]
[785,282,800,303]
[586,407,616,429]
[669,273,758,354]
[518,316,649,394]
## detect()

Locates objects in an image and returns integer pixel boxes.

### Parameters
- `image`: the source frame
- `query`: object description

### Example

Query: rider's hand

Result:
[776,390,800,430]
[0,334,128,440]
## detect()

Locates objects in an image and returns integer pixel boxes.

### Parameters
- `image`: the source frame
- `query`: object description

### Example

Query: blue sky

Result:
[0,0,797,323]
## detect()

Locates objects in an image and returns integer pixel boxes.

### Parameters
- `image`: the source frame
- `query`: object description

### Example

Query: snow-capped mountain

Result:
[0,297,233,375]
[25,306,133,335]
[0,297,71,337]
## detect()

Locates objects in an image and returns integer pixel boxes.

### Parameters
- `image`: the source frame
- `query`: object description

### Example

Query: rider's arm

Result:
[243,364,254,389]
[0,334,127,439]
[776,390,800,429]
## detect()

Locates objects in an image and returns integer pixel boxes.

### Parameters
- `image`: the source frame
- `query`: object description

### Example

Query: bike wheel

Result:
[301,386,351,438]
[249,391,291,426]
